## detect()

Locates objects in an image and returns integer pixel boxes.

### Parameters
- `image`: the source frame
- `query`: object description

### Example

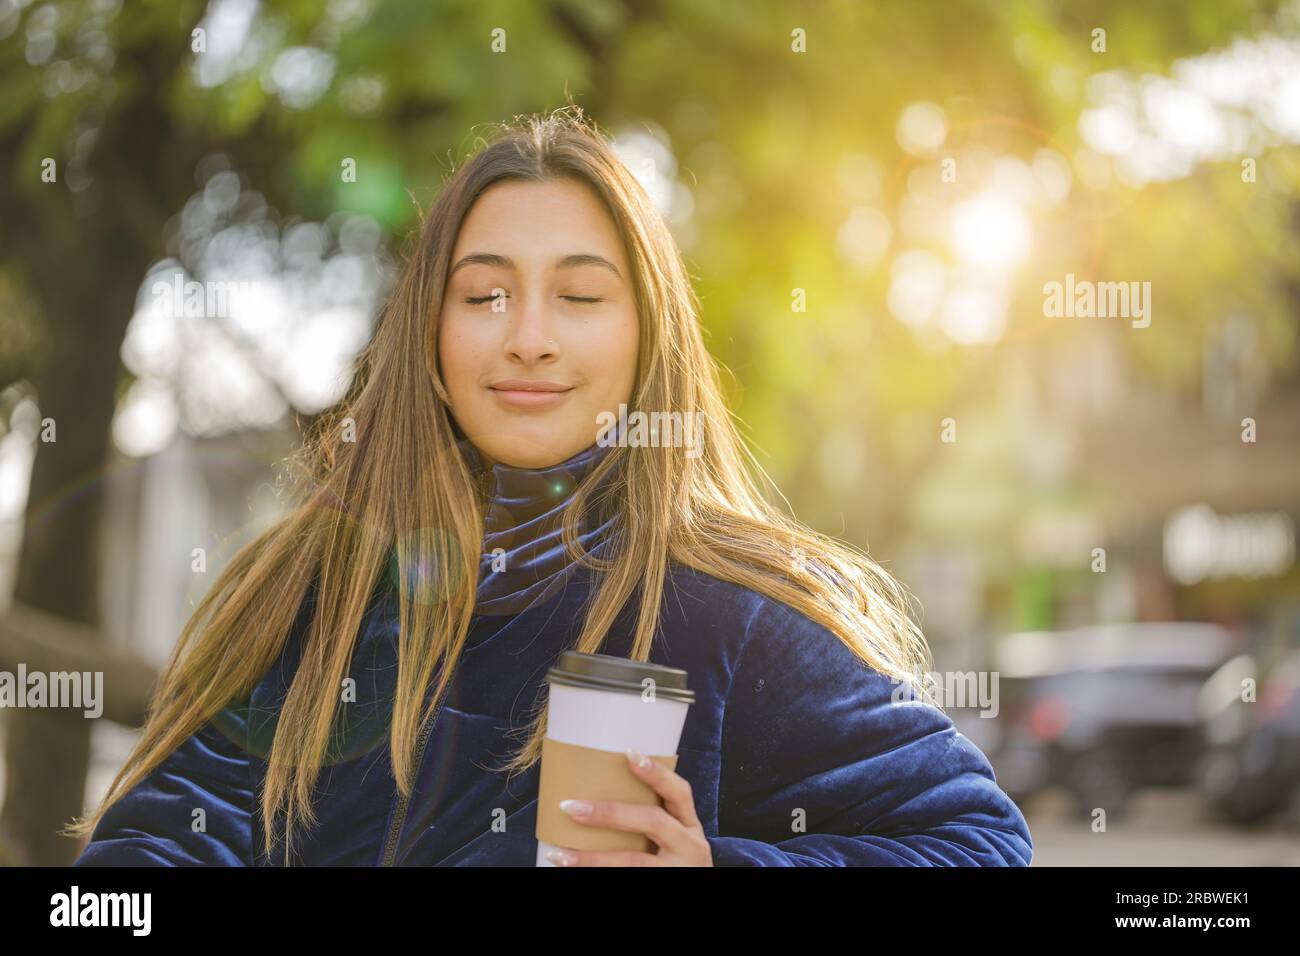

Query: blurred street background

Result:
[1,0,1299,865]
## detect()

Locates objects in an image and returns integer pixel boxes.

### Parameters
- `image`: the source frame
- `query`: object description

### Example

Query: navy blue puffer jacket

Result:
[74,438,1033,866]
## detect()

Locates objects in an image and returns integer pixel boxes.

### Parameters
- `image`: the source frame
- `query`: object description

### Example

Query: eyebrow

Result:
[448,252,623,280]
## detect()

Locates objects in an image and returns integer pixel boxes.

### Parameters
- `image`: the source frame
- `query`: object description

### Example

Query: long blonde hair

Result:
[63,105,931,863]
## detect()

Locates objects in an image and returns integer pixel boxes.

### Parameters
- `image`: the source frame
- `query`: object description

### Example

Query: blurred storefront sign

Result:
[1164,504,1296,586]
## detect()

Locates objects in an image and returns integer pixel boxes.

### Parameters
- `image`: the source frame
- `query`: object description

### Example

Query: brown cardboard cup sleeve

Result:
[536,736,679,852]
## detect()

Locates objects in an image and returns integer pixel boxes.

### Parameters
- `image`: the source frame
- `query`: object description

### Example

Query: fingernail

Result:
[626,748,651,768]
[559,799,592,817]
[547,849,576,866]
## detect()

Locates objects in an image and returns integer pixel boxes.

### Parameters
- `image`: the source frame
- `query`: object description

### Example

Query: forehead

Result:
[451,178,629,271]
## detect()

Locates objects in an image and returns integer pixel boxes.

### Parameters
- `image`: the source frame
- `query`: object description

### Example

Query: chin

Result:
[475,425,588,469]
[490,448,558,469]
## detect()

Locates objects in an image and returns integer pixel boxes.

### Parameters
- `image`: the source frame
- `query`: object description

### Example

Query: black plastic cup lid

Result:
[546,650,695,704]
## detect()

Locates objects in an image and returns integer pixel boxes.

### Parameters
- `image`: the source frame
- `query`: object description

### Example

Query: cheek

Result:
[437,319,486,391]
[585,312,639,396]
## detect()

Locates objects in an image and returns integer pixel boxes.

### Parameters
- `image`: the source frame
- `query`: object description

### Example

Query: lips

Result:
[489,380,574,392]
[488,380,575,410]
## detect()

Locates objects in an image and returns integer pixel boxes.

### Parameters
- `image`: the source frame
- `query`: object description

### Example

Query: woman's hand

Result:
[547,749,714,866]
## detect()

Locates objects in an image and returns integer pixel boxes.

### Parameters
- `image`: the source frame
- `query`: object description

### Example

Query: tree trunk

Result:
[0,227,141,864]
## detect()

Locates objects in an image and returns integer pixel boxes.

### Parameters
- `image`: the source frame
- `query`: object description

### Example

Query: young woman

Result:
[65,107,1033,867]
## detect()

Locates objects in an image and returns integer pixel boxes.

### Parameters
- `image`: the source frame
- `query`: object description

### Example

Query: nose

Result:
[502,287,559,365]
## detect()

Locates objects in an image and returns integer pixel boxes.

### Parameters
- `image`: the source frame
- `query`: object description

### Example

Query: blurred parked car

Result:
[984,622,1235,820]
[1197,600,1300,824]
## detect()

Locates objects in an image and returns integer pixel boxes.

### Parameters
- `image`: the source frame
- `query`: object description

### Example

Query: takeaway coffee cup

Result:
[536,650,695,866]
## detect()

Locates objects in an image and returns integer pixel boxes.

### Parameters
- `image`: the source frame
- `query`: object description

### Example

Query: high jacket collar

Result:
[458,424,623,615]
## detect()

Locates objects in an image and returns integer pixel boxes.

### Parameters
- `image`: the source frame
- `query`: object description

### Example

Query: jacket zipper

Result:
[381,692,443,866]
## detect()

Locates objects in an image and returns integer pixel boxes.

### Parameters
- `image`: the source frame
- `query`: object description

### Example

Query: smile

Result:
[488,382,575,410]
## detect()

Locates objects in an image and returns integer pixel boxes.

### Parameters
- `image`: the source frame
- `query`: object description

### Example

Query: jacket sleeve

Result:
[707,601,1033,866]
[72,704,256,867]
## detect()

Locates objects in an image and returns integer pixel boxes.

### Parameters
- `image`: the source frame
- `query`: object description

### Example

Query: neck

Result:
[458,430,623,614]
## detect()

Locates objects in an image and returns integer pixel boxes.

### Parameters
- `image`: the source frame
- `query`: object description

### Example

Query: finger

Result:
[560,799,688,851]
[626,750,703,830]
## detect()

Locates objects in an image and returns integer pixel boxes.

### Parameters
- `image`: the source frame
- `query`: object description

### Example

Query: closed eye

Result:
[461,294,603,305]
